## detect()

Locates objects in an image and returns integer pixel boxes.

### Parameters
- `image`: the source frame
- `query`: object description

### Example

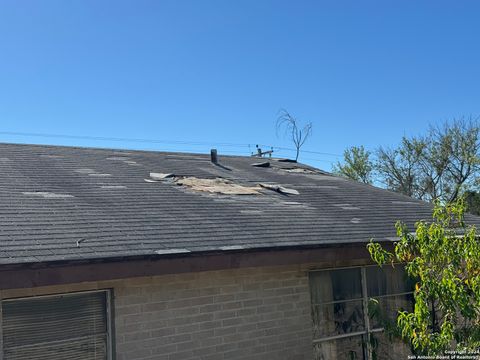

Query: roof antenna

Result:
[252,145,274,158]
[256,144,262,157]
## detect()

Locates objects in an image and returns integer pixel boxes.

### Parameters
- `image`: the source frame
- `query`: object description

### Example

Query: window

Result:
[1,290,112,360]
[309,266,414,360]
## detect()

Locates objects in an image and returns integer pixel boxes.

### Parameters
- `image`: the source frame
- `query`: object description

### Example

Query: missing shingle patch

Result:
[0,157,11,162]
[88,173,112,177]
[280,167,318,174]
[219,245,246,251]
[124,160,139,165]
[100,185,127,189]
[23,191,74,199]
[75,168,96,174]
[146,173,300,196]
[40,154,64,159]
[107,154,139,165]
[240,210,264,215]
[350,218,361,224]
[76,168,112,177]
[177,177,261,195]
[155,248,191,255]
[106,156,130,161]
[392,201,420,205]
[333,203,361,210]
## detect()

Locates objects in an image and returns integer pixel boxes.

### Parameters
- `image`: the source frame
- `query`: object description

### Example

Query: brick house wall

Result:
[0,262,351,360]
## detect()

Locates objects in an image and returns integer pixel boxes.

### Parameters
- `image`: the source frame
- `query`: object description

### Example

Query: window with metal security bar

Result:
[309,266,415,360]
[1,290,112,360]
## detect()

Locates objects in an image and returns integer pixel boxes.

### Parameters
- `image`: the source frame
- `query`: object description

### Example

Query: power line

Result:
[0,130,342,161]
[298,157,336,164]
[257,144,341,157]
[0,131,252,149]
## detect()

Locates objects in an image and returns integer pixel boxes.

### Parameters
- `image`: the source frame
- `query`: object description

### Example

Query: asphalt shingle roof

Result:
[0,142,466,265]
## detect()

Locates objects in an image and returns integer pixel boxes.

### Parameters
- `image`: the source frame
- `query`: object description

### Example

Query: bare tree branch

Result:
[376,117,480,203]
[276,109,313,161]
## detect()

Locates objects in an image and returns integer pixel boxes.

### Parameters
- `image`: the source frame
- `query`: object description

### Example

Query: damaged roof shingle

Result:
[0,142,478,265]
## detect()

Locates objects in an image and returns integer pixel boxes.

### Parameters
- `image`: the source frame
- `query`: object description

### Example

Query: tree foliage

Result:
[276,109,313,161]
[376,136,428,199]
[376,119,480,203]
[335,118,480,205]
[332,145,374,184]
[367,199,480,354]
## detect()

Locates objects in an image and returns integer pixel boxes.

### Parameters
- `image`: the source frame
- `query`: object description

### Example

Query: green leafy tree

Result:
[332,145,374,184]
[367,199,480,354]
[336,119,480,201]
[376,136,427,198]
[376,119,480,203]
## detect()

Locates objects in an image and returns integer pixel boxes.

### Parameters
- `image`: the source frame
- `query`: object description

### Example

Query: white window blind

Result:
[1,290,111,360]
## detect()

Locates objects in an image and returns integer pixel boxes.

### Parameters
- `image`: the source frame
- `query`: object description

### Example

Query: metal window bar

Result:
[311,290,413,307]
[310,266,414,360]
[0,297,3,360]
[105,291,114,360]
[312,330,368,344]
[372,291,413,299]
[311,297,364,306]
[308,263,405,273]
[361,267,373,359]
[308,264,378,273]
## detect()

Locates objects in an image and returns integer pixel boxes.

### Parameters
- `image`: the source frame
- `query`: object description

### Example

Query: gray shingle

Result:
[0,142,475,265]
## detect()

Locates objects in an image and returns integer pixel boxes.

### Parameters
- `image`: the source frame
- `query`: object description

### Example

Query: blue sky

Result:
[0,1,479,170]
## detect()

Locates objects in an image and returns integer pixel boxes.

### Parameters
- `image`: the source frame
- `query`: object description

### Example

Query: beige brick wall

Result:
[0,262,353,360]
[115,265,314,360]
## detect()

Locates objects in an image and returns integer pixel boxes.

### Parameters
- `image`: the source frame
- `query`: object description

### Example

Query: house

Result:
[0,142,462,360]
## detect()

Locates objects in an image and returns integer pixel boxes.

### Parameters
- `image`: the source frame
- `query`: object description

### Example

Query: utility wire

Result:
[0,130,342,161]
[0,131,252,148]
[257,144,341,157]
